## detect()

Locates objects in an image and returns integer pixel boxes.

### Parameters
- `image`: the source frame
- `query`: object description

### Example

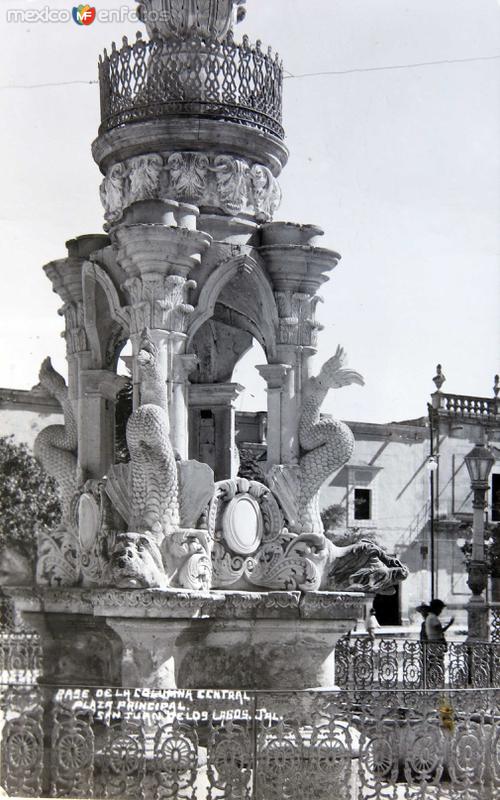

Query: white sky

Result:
[0,0,499,424]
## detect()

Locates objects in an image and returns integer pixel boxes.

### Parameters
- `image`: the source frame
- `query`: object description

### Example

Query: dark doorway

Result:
[373,584,401,626]
[492,474,500,522]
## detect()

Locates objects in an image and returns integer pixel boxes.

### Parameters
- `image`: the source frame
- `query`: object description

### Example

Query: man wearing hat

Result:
[424,599,454,688]
[425,599,454,643]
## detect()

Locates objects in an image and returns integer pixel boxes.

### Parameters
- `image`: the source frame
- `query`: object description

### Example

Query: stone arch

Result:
[82,261,129,370]
[186,253,278,363]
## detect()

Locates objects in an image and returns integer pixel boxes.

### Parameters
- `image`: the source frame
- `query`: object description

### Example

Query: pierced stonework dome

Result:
[137,0,247,41]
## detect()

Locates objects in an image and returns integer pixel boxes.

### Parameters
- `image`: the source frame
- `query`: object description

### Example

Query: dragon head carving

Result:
[38,357,68,400]
[315,346,365,392]
[137,329,167,408]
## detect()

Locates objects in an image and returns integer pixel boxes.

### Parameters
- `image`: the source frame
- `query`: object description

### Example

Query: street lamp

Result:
[464,443,495,641]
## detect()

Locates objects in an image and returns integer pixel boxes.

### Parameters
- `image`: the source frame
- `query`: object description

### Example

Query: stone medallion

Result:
[222,493,263,556]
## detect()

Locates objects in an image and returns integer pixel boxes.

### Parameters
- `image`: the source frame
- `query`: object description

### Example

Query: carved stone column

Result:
[256,364,291,467]
[78,370,128,479]
[189,383,243,480]
[171,352,198,460]
[44,261,87,405]
[259,224,340,468]
[116,200,212,457]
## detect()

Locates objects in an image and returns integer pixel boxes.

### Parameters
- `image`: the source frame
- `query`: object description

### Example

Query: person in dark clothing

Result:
[416,603,430,642]
[424,599,454,687]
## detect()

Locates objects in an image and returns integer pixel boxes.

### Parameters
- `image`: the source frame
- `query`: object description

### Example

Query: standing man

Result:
[425,599,454,643]
[416,603,430,642]
[424,599,454,688]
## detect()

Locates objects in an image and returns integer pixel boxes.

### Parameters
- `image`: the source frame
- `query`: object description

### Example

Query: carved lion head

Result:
[110,532,168,589]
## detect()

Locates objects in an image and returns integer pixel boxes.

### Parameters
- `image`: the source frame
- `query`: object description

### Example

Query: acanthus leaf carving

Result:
[249,164,282,222]
[100,152,281,224]
[60,301,88,355]
[163,152,210,202]
[211,155,249,215]
[275,291,324,347]
[99,162,127,225]
[122,274,197,333]
[156,275,197,332]
[128,154,163,204]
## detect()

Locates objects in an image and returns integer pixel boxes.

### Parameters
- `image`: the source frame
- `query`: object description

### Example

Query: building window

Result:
[354,488,371,520]
[492,474,500,522]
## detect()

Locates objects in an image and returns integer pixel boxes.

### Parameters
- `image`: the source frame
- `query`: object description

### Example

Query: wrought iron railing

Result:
[335,636,500,691]
[491,604,500,644]
[98,32,284,139]
[0,683,498,798]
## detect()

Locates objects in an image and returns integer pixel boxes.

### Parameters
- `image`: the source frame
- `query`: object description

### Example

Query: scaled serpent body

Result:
[126,334,179,537]
[33,358,78,528]
[297,347,364,534]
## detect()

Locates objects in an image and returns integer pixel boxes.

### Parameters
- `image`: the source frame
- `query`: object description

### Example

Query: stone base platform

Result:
[7,587,366,690]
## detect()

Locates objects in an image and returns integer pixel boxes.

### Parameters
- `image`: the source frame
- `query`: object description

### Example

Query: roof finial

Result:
[432,364,446,392]
[494,374,499,399]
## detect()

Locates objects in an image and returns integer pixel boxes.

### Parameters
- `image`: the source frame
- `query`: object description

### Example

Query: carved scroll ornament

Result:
[99,152,281,226]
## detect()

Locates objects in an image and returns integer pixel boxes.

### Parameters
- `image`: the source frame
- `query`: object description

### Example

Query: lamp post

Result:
[464,443,495,642]
[427,455,438,600]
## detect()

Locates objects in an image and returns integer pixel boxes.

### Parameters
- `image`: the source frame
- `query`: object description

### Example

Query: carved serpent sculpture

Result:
[298,346,364,534]
[126,331,179,538]
[33,358,78,528]
[108,331,179,588]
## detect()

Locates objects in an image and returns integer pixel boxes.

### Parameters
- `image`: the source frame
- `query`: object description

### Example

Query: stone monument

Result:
[8,0,408,690]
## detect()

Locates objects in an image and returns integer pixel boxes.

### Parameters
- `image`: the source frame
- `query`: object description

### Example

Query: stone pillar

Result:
[171,352,198,461]
[259,224,340,469]
[78,369,127,479]
[114,201,211,468]
[466,486,490,642]
[256,363,291,467]
[189,383,243,481]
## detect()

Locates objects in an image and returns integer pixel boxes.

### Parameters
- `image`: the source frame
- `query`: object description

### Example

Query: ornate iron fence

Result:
[491,604,500,644]
[0,684,499,798]
[335,637,500,691]
[98,32,284,139]
[0,632,41,684]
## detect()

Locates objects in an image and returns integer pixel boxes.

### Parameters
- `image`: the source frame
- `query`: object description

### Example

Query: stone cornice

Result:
[93,117,289,176]
[0,387,60,414]
[5,586,366,621]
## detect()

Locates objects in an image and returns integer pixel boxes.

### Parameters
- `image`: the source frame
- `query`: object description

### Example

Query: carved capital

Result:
[189,382,244,408]
[100,152,281,226]
[59,302,88,355]
[122,272,199,335]
[274,291,324,347]
[259,244,340,297]
[256,363,291,391]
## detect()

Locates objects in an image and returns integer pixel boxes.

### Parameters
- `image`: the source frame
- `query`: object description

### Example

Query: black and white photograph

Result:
[0,1,499,797]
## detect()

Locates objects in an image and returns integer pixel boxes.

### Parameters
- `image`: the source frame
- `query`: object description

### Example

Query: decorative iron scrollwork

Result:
[98,33,284,139]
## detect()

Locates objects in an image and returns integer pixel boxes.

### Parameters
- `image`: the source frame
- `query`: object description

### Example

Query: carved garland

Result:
[100,152,281,225]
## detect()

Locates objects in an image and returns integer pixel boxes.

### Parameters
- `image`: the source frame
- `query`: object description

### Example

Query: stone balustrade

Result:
[433,391,500,421]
